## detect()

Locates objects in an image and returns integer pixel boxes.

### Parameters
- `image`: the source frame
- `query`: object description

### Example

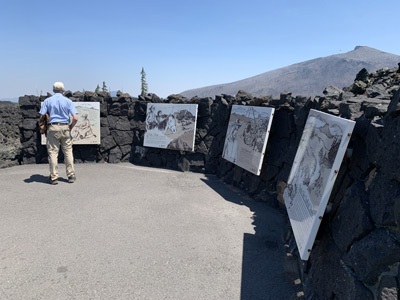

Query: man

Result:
[39,82,78,185]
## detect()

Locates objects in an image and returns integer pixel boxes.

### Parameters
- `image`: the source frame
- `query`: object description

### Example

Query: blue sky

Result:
[1,0,399,99]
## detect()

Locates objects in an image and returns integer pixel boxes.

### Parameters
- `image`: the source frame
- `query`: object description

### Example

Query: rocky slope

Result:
[180,46,400,98]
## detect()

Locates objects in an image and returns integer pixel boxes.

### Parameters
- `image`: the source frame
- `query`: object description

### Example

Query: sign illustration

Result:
[144,103,198,151]
[222,105,275,175]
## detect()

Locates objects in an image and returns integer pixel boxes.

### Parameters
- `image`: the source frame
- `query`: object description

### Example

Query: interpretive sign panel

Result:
[41,102,100,145]
[283,109,355,260]
[144,103,198,151]
[222,105,274,175]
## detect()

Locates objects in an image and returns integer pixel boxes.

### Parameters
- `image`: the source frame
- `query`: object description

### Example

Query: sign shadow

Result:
[201,175,302,300]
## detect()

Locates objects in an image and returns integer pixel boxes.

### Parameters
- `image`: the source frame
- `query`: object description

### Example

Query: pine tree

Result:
[102,81,108,92]
[141,67,148,96]
[95,84,100,95]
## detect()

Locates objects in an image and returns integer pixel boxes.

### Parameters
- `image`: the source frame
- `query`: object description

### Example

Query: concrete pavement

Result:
[0,163,301,299]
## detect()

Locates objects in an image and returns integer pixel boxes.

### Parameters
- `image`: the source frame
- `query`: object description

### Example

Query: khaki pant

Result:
[47,124,75,180]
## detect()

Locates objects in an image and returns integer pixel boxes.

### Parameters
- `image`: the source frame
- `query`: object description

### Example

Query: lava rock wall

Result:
[0,101,21,168]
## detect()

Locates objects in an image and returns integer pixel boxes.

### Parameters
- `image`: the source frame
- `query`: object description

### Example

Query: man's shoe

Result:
[68,176,76,183]
[49,177,58,185]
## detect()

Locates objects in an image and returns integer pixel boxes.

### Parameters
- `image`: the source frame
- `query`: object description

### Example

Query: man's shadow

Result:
[24,174,68,184]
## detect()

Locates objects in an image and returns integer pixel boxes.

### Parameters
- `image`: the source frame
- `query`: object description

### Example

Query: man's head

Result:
[53,82,65,93]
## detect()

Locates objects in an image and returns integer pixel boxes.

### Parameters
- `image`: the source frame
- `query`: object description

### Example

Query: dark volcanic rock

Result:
[21,108,39,118]
[21,118,37,130]
[331,182,374,252]
[361,100,389,118]
[344,228,400,285]
[366,84,386,98]
[368,170,400,226]
[109,102,121,115]
[115,117,131,131]
[197,97,213,117]
[387,88,400,117]
[351,80,368,95]
[280,91,292,103]
[365,117,384,164]
[100,135,117,152]
[177,157,190,171]
[0,102,21,167]
[236,90,253,101]
[110,130,133,146]
[305,238,374,300]
[167,94,186,102]
[367,103,400,182]
[19,96,38,108]
[323,86,342,100]
[355,68,369,83]
[107,116,131,131]
[133,101,147,122]
[72,91,84,98]
[108,147,122,163]
[119,144,132,160]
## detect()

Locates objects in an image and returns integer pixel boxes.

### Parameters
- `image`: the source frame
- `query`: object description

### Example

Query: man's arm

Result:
[39,100,47,115]
[70,114,78,130]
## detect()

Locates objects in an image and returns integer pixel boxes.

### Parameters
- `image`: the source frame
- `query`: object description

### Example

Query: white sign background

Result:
[283,109,355,260]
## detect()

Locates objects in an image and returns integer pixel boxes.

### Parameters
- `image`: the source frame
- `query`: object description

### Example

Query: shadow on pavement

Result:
[24,174,49,184]
[201,175,302,300]
[23,174,69,184]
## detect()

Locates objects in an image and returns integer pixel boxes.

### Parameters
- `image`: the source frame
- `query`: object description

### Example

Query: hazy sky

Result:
[1,0,399,99]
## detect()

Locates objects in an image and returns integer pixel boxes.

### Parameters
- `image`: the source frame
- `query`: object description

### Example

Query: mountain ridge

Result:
[180,46,400,98]
[0,97,18,103]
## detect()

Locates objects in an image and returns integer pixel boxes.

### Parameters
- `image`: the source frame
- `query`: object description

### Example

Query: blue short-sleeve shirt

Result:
[40,93,78,123]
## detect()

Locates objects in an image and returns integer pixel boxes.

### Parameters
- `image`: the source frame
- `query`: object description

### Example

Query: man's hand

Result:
[70,113,78,131]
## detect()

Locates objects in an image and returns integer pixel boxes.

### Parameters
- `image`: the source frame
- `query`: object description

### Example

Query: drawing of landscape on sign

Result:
[144,103,198,151]
[283,109,355,260]
[222,105,275,175]
[41,102,100,145]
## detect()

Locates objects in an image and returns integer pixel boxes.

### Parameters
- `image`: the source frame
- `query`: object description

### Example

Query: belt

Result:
[49,123,69,125]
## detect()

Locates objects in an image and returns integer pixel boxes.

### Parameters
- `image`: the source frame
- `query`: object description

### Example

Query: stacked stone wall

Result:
[15,65,400,299]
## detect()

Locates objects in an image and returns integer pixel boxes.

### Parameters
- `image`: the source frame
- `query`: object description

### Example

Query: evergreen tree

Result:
[141,67,148,96]
[95,84,100,95]
[102,81,108,92]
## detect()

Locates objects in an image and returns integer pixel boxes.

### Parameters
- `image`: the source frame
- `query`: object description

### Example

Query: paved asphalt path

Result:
[0,163,302,300]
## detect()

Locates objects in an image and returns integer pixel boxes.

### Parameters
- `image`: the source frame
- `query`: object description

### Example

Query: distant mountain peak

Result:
[354,45,367,50]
